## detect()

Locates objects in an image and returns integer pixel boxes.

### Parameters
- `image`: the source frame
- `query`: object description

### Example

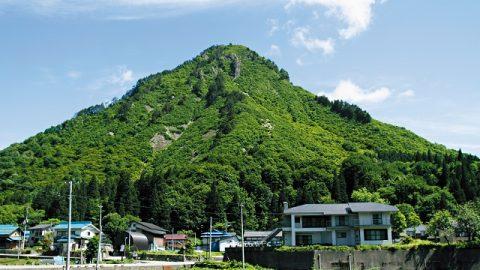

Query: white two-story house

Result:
[54,221,99,253]
[282,202,398,246]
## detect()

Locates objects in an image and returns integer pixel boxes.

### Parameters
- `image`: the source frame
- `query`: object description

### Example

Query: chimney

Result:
[283,202,289,212]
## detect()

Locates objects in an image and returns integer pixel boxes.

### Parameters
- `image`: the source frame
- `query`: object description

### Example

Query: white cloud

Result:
[398,89,415,98]
[2,0,257,17]
[267,18,280,36]
[286,0,381,39]
[87,66,136,96]
[266,44,281,57]
[108,66,134,86]
[295,57,304,66]
[319,80,391,104]
[67,70,81,79]
[291,27,334,55]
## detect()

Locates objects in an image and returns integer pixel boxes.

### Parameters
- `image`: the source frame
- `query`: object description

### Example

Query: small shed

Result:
[0,225,23,249]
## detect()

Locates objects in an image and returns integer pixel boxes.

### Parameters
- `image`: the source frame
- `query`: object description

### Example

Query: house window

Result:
[364,229,388,241]
[303,216,331,228]
[297,235,312,246]
[337,216,347,226]
[372,213,382,225]
[337,232,347,238]
[294,217,301,223]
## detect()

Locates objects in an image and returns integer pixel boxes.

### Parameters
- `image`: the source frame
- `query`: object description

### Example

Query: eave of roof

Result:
[284,202,398,215]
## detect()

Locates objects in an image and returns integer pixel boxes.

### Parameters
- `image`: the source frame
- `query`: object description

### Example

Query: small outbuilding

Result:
[127,221,167,251]
[0,225,23,249]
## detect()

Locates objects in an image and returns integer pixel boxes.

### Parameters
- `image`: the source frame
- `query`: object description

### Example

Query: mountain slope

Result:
[0,45,478,230]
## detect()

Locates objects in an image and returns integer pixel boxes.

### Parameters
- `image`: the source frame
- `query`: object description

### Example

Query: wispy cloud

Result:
[291,27,334,55]
[267,18,280,36]
[0,0,259,18]
[266,44,281,57]
[86,66,136,97]
[67,70,82,79]
[398,89,415,98]
[319,80,391,104]
[296,57,304,66]
[282,0,385,56]
[286,0,381,39]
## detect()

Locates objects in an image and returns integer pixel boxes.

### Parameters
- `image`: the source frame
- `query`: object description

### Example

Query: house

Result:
[244,230,283,247]
[201,230,241,252]
[28,223,54,245]
[164,234,188,250]
[53,221,99,253]
[127,221,167,251]
[282,202,398,246]
[405,225,427,239]
[0,225,23,249]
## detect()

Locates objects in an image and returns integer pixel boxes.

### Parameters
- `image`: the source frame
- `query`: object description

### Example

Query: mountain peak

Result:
[2,44,468,232]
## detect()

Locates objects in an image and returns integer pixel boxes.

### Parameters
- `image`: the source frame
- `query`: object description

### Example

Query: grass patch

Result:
[275,240,451,252]
[190,260,270,269]
[0,257,41,265]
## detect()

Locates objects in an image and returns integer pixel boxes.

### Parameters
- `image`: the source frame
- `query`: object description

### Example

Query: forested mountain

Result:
[1,45,479,232]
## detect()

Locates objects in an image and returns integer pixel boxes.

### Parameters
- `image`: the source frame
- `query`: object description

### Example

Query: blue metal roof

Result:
[54,221,92,230]
[0,225,19,236]
[201,229,233,238]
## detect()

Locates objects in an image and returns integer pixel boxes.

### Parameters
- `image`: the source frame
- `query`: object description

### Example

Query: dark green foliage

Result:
[315,96,371,124]
[114,171,140,216]
[205,73,226,107]
[103,213,140,250]
[162,102,173,113]
[85,236,99,263]
[279,68,289,81]
[76,104,106,117]
[333,175,348,203]
[340,154,382,198]
[192,79,203,97]
[0,44,478,232]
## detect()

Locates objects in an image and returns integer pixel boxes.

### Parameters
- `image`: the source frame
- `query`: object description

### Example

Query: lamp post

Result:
[240,204,245,270]
[96,205,103,270]
[66,181,73,270]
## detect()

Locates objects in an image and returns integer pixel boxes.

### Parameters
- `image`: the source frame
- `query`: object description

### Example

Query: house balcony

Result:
[351,219,391,227]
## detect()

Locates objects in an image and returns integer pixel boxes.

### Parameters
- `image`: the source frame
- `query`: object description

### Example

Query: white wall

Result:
[80,228,96,239]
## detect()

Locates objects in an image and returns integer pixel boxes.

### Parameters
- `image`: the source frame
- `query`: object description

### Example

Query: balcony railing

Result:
[351,220,390,226]
[282,217,391,228]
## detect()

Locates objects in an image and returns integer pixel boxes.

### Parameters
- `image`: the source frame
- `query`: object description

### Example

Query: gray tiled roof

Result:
[284,204,350,215]
[284,202,397,215]
[29,224,53,230]
[348,202,398,213]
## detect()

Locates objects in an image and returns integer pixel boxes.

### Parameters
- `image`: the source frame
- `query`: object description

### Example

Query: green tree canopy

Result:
[396,203,421,228]
[456,202,480,241]
[427,210,454,243]
[351,187,386,204]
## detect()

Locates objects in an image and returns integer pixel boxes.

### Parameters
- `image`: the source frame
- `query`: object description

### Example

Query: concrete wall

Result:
[225,247,480,270]
[224,248,315,270]
[0,262,194,270]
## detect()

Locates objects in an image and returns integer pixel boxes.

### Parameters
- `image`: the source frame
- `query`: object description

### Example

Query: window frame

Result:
[372,213,383,225]
[364,229,388,241]
[337,231,347,239]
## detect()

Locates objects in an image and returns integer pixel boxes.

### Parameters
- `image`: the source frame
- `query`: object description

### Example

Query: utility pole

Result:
[96,205,103,270]
[171,228,174,251]
[22,207,29,250]
[240,204,245,270]
[209,217,212,259]
[66,181,73,270]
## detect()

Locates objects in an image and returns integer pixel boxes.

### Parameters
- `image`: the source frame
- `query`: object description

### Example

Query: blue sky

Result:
[0,0,479,155]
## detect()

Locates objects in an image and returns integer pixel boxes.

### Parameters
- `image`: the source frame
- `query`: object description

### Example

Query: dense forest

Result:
[0,45,479,234]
